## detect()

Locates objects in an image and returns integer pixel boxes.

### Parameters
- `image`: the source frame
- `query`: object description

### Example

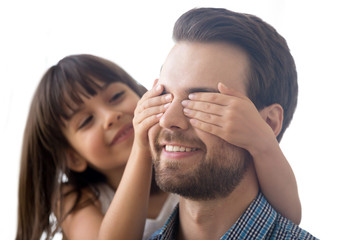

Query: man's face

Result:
[148,42,252,200]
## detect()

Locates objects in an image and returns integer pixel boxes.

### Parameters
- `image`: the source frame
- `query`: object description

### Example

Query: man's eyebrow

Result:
[187,87,219,94]
[161,87,219,95]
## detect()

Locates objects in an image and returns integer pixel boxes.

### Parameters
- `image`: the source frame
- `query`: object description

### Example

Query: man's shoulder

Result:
[268,213,317,240]
[224,192,317,240]
[147,193,318,240]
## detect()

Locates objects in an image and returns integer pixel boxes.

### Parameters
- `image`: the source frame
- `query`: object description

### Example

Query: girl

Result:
[16,54,301,240]
[16,54,175,240]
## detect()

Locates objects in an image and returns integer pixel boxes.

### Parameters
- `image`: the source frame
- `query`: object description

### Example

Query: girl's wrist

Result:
[248,135,279,161]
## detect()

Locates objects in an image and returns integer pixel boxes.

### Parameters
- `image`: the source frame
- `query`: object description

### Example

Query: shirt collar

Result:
[221,192,277,239]
[151,203,179,239]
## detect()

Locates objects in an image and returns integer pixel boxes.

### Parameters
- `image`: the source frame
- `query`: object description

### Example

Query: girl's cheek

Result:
[128,102,138,114]
[81,129,104,161]
[122,96,139,114]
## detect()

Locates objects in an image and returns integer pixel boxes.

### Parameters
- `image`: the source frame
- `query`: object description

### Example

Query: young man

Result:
[147,8,317,240]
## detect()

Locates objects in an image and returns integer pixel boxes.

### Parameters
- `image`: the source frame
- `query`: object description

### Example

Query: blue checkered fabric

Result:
[148,192,318,240]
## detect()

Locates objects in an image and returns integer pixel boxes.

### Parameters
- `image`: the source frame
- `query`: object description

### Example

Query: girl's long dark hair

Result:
[16,54,147,240]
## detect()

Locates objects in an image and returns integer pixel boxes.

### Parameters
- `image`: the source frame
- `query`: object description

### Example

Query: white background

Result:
[1,0,359,239]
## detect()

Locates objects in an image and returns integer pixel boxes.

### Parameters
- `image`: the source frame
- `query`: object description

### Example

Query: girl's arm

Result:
[181,82,301,224]
[97,84,172,239]
[97,144,153,240]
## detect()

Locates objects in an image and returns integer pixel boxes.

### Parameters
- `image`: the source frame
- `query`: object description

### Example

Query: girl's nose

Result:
[159,100,189,130]
[104,111,122,129]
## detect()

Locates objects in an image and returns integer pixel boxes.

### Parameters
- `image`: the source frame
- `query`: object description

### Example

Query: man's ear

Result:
[260,104,284,137]
[65,150,88,172]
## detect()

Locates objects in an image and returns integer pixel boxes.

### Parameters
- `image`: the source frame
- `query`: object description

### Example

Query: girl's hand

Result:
[181,82,275,154]
[133,83,172,148]
[182,83,302,224]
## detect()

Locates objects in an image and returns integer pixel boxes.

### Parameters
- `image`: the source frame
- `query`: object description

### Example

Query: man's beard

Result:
[152,130,251,201]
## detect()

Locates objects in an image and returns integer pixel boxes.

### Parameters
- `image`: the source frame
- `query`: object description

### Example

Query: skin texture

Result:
[148,41,300,239]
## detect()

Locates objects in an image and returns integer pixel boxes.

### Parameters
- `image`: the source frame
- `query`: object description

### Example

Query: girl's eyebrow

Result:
[67,105,84,120]
[99,82,112,90]
[67,82,117,119]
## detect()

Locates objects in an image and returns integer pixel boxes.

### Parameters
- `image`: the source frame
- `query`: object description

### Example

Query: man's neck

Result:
[177,164,259,240]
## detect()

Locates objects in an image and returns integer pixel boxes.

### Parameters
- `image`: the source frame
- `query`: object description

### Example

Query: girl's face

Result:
[62,81,140,178]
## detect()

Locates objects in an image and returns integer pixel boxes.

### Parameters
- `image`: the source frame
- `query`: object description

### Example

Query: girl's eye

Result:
[110,91,125,102]
[78,116,93,129]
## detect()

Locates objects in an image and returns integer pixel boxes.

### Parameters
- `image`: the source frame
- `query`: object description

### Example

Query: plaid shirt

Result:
[148,192,318,240]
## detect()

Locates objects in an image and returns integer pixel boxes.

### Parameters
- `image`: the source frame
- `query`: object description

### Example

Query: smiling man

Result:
[152,42,252,201]
[148,8,316,240]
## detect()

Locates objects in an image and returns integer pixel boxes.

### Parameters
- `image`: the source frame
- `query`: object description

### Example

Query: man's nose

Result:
[159,99,189,130]
[104,109,122,129]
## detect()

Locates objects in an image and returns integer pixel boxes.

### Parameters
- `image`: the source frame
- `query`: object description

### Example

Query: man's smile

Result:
[164,145,198,152]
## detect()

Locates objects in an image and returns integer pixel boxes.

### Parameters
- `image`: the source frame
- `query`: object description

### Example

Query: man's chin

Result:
[155,177,227,201]
[154,157,250,201]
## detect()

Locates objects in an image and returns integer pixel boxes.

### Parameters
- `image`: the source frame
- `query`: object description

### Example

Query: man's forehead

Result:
[159,41,249,95]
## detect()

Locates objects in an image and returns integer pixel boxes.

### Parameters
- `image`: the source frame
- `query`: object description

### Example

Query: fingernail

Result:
[164,103,171,109]
[189,118,196,125]
[156,84,162,92]
[188,93,194,99]
[165,94,172,101]
[183,108,190,114]
[181,100,189,106]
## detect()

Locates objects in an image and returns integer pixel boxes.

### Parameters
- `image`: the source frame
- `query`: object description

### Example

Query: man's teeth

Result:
[165,145,197,152]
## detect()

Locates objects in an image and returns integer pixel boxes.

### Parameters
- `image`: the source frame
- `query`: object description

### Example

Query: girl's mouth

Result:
[111,124,134,145]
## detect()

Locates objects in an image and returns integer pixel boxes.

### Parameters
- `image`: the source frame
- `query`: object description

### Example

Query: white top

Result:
[97,183,179,240]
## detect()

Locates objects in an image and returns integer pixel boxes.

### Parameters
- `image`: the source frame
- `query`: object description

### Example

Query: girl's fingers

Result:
[187,83,248,104]
[142,94,172,110]
[182,99,223,115]
[188,118,222,136]
[135,112,163,132]
[135,86,172,115]
[134,103,170,125]
[188,92,229,105]
[137,84,162,105]
[218,82,247,98]
[133,112,163,146]
[149,83,163,97]
[183,107,222,126]
[134,84,172,130]
[137,84,166,105]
